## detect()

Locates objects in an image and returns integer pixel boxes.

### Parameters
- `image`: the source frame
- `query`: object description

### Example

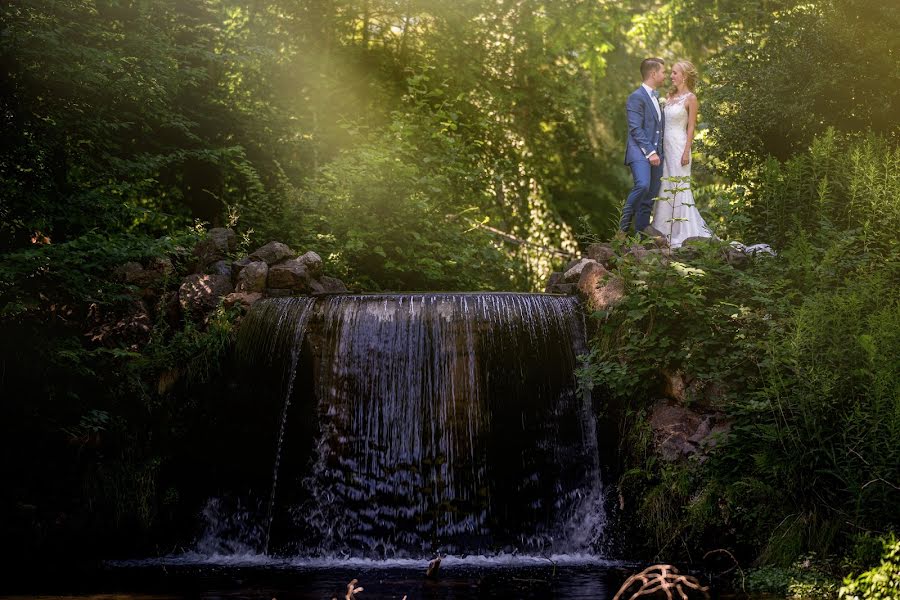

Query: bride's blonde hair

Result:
[668,60,698,97]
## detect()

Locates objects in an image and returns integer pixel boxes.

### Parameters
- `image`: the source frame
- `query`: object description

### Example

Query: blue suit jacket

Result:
[624,86,665,165]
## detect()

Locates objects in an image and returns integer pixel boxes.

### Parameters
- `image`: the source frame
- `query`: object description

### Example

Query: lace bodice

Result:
[662,93,693,175]
[663,93,692,139]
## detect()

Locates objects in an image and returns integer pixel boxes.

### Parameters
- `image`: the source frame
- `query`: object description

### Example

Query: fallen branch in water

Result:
[331,578,364,600]
[612,564,709,600]
[426,555,443,579]
[327,578,407,600]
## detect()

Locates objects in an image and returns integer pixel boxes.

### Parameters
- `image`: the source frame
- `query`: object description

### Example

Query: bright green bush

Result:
[840,536,900,600]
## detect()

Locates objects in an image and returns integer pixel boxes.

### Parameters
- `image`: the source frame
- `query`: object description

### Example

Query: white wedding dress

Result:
[651,92,712,247]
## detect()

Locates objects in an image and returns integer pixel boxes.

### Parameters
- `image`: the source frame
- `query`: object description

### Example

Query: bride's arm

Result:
[682,94,699,166]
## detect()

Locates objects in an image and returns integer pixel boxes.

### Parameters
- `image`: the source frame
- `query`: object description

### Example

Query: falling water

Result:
[234,297,316,554]
[228,293,605,559]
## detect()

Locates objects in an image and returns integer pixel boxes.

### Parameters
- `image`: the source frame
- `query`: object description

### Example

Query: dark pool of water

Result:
[1,557,637,599]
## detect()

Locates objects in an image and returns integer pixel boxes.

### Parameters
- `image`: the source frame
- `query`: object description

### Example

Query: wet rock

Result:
[235,261,268,293]
[548,283,578,295]
[250,241,295,265]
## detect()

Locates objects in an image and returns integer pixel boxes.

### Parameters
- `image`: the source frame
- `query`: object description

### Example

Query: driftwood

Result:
[612,564,709,600]
[328,579,407,600]
[426,555,443,579]
[331,578,364,600]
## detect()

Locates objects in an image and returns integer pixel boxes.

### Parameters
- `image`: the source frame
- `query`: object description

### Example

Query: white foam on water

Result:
[108,551,631,570]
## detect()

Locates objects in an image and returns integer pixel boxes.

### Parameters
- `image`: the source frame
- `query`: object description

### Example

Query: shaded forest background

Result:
[1,0,898,591]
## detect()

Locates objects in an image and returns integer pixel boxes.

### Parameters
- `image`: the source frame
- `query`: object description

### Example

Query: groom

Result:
[620,57,667,236]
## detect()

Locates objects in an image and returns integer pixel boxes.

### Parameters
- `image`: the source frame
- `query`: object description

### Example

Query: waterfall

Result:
[229,293,605,559]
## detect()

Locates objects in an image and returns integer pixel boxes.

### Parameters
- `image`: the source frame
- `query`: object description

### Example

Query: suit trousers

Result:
[620,158,662,233]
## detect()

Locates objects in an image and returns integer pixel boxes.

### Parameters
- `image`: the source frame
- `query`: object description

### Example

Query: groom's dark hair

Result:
[640,58,665,79]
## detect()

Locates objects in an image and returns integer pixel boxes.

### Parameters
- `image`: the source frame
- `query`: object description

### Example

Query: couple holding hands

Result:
[620,58,712,248]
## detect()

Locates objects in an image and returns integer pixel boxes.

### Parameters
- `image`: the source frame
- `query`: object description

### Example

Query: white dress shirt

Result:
[642,83,661,120]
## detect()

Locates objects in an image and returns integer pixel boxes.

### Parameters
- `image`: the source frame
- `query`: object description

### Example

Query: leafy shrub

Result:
[746,555,839,599]
[840,536,900,600]
[289,139,526,291]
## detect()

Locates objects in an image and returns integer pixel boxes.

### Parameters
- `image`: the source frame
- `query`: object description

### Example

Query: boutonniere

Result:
[658,96,667,107]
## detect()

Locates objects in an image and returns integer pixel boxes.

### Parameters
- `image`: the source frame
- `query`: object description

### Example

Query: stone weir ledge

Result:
[114,227,349,322]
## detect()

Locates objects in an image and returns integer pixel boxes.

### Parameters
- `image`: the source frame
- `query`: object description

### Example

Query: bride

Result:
[651,60,713,247]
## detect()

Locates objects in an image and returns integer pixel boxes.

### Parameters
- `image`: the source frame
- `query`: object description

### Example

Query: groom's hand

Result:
[648,154,661,166]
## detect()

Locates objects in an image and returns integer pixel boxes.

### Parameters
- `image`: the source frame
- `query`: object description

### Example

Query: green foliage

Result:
[695,0,900,176]
[727,130,900,251]
[746,555,839,599]
[582,240,788,404]
[0,0,281,247]
[841,536,900,600]
[287,137,527,291]
[588,131,900,569]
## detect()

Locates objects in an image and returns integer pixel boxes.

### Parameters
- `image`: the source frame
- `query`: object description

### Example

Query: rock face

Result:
[648,400,729,462]
[576,262,622,312]
[115,257,173,289]
[586,243,616,268]
[235,261,268,293]
[207,260,233,278]
[563,258,600,283]
[193,228,237,267]
[223,291,263,310]
[297,251,323,277]
[250,241,295,265]
[267,259,312,291]
[178,273,233,313]
[319,276,348,293]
